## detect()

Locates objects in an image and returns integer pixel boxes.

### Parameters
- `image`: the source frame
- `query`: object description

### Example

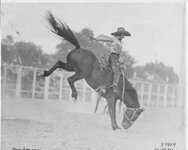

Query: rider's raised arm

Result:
[90,34,113,43]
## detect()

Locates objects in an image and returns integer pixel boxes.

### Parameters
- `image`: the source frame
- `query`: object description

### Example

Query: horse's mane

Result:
[46,11,80,49]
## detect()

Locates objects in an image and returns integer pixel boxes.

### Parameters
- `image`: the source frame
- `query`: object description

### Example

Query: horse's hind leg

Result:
[103,104,109,114]
[94,94,102,113]
[40,60,73,77]
[67,72,85,101]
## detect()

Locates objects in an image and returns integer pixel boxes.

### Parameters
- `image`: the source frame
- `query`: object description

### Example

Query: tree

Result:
[14,42,44,66]
[81,28,94,39]
[134,66,147,79]
[120,51,136,78]
[134,62,179,84]
[1,35,16,63]
[1,35,49,67]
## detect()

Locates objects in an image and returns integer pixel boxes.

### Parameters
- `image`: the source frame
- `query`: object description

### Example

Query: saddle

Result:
[97,53,111,72]
[97,53,126,72]
[96,54,126,95]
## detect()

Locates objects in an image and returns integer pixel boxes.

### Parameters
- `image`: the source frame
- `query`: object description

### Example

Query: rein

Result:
[122,72,125,103]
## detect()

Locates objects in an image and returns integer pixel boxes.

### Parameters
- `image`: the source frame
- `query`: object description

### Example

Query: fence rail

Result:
[1,63,184,108]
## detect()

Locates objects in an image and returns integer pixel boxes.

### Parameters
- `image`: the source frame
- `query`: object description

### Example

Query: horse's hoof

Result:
[38,70,48,77]
[72,97,77,103]
[112,125,121,130]
[38,71,44,77]
[72,93,78,101]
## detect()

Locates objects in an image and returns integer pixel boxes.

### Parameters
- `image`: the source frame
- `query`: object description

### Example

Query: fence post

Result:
[178,87,184,108]
[148,84,152,106]
[82,80,87,102]
[164,85,168,107]
[32,68,37,99]
[44,77,50,100]
[171,87,175,107]
[3,64,8,97]
[91,90,97,105]
[140,82,144,105]
[59,73,63,100]
[16,66,22,98]
[156,85,160,106]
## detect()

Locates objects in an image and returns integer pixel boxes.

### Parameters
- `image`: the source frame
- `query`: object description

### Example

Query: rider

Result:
[90,27,131,92]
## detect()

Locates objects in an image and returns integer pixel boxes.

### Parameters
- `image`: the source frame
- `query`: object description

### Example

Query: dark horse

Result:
[40,12,144,130]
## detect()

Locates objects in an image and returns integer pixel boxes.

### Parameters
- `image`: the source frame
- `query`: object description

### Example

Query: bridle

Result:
[123,107,141,125]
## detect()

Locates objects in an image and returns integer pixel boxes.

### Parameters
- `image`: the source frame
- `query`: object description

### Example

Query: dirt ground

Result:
[1,97,186,150]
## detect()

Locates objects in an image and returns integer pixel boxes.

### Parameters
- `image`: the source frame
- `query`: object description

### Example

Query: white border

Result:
[1,0,186,3]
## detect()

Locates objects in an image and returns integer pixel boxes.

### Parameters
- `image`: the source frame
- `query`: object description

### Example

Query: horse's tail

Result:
[46,11,80,49]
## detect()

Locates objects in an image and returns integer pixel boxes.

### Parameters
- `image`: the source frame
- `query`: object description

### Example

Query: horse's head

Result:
[121,107,145,129]
[121,78,145,129]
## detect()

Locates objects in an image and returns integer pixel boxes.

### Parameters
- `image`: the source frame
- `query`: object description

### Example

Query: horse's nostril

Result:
[121,122,132,129]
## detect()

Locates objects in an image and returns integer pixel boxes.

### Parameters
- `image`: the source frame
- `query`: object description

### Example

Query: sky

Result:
[1,2,186,77]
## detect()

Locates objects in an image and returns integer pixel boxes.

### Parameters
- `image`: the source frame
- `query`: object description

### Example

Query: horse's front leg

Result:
[106,93,121,130]
[67,72,85,102]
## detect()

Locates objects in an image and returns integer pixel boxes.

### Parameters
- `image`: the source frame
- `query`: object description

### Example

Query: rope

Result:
[122,72,125,102]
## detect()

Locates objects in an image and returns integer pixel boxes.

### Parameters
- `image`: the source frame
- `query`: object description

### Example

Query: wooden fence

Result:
[1,63,184,108]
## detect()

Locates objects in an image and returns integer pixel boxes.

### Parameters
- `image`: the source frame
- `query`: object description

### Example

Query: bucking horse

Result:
[40,11,144,130]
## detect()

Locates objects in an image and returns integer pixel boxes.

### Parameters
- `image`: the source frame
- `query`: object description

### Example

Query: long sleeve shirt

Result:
[96,34,123,55]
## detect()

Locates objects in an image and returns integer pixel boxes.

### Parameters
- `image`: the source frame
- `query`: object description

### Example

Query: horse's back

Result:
[69,48,98,74]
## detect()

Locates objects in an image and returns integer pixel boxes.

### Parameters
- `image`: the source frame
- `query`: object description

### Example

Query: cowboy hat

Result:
[111,27,131,36]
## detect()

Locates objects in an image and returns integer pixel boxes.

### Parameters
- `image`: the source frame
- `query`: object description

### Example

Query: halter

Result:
[123,107,140,125]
